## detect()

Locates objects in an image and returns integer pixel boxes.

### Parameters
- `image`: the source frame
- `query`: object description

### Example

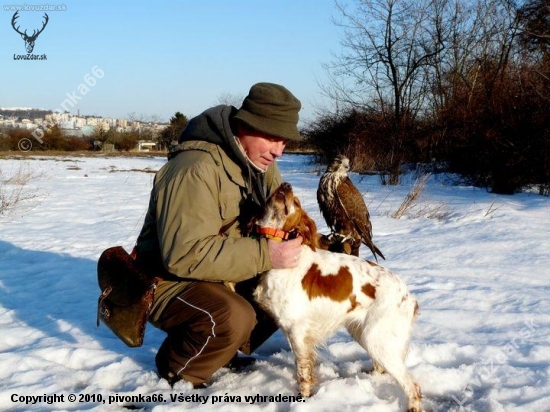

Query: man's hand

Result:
[268,236,303,269]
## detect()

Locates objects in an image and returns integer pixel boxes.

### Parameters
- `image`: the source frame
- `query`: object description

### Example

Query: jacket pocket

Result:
[219,192,241,221]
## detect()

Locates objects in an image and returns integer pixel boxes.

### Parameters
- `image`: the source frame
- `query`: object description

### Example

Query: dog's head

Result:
[255,182,319,250]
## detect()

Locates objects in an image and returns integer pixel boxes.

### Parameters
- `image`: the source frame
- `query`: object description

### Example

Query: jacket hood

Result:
[168,105,268,209]
[168,105,246,168]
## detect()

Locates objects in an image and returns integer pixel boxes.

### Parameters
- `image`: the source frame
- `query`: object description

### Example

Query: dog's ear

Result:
[298,211,319,250]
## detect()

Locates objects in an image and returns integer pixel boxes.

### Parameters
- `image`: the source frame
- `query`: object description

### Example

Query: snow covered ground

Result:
[0,153,548,412]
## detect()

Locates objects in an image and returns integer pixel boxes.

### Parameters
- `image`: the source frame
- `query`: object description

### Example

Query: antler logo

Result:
[11,11,49,53]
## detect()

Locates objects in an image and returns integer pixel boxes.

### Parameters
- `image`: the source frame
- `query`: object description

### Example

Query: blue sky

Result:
[1,0,343,124]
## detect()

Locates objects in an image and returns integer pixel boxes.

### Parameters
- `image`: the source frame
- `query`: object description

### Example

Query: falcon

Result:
[317,155,385,260]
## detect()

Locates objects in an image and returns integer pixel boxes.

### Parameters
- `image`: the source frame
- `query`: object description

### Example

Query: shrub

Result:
[0,163,39,214]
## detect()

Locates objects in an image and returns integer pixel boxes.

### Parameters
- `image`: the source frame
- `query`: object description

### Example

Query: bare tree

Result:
[317,0,548,192]
[323,0,445,183]
[430,0,550,194]
[518,0,550,61]
[92,122,112,149]
[216,92,245,108]
[435,0,521,101]
[326,0,450,116]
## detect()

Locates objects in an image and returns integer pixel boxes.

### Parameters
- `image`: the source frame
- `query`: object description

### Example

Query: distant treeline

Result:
[0,109,53,119]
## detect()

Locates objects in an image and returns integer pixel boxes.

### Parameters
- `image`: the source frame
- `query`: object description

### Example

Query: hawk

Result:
[317,155,385,260]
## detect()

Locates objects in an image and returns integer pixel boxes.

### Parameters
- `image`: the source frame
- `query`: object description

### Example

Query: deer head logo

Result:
[11,11,49,53]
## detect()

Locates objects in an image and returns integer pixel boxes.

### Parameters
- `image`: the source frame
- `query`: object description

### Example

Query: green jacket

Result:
[135,105,282,325]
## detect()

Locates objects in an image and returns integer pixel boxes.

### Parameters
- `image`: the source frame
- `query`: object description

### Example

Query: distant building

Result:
[0,107,170,145]
[23,122,38,130]
[137,140,157,151]
[81,125,95,136]
[60,121,75,130]
[74,117,86,128]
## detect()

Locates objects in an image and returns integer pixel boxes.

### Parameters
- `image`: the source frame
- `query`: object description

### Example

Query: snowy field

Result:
[0,153,548,412]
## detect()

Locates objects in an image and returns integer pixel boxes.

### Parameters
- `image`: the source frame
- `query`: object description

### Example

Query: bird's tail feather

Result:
[366,241,385,261]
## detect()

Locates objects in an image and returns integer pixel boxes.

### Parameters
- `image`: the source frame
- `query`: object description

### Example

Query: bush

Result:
[436,60,550,194]
[0,163,39,214]
[303,108,422,184]
[0,129,36,150]
[1,128,94,152]
[303,109,392,173]
[65,136,91,151]
[114,131,140,152]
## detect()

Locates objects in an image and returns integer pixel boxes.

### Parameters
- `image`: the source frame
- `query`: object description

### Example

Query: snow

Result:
[0,153,549,412]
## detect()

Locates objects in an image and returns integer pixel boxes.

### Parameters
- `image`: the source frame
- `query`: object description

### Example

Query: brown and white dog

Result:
[253,183,422,412]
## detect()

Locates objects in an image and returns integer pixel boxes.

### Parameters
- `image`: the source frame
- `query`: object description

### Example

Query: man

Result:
[134,83,304,387]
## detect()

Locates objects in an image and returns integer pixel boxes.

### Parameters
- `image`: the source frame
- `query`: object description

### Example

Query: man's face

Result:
[238,127,287,171]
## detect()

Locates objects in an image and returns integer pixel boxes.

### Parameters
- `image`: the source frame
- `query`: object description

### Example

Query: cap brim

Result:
[234,110,302,141]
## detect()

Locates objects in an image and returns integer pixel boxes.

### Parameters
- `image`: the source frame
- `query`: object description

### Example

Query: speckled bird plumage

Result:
[317,155,385,260]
